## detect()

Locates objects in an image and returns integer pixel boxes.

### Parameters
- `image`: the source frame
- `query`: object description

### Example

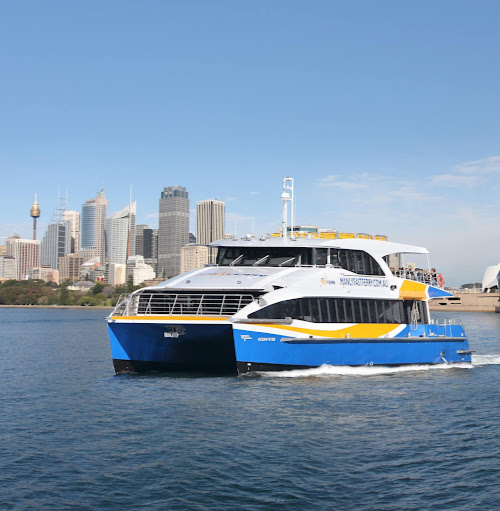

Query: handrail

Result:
[231,318,293,325]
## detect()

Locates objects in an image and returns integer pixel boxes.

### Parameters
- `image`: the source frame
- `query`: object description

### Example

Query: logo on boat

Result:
[321,278,336,285]
[257,337,276,342]
[339,277,388,288]
[241,335,252,341]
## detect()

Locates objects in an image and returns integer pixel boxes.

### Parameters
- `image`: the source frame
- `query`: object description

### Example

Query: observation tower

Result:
[30,194,41,240]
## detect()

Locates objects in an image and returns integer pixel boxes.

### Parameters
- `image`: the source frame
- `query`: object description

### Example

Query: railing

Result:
[390,269,443,287]
[135,292,255,316]
[110,293,137,316]
[430,318,462,326]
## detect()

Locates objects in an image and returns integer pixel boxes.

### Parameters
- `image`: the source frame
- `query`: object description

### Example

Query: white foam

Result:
[259,362,473,378]
[472,354,500,366]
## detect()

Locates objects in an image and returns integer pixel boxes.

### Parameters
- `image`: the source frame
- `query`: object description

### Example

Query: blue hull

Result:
[234,324,471,374]
[108,321,237,374]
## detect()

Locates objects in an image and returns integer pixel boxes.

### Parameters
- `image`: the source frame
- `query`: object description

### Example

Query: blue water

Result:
[0,308,499,510]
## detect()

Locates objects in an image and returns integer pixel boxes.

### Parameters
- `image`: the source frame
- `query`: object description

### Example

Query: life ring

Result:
[437,274,445,287]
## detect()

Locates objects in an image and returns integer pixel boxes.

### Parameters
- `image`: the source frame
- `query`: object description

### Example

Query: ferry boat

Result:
[107,178,472,375]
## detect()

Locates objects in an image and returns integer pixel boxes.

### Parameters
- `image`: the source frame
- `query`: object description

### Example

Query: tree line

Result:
[0,277,143,306]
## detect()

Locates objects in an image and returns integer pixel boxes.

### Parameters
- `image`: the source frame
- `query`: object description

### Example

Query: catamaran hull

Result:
[233,323,472,375]
[108,320,237,374]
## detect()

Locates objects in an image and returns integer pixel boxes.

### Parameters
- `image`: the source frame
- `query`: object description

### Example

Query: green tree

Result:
[126,274,134,293]
[58,284,70,305]
[78,295,98,306]
[92,282,105,295]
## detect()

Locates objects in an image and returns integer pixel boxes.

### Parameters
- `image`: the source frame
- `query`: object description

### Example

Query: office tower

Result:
[40,195,71,270]
[62,210,80,253]
[135,224,148,256]
[0,255,16,279]
[58,254,84,283]
[81,189,108,263]
[105,201,136,265]
[144,228,158,269]
[158,186,189,278]
[181,244,209,273]
[189,232,196,244]
[6,234,40,280]
[135,224,157,266]
[41,223,71,270]
[196,199,225,264]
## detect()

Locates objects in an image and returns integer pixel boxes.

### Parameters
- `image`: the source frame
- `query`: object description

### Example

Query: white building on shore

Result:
[126,255,155,286]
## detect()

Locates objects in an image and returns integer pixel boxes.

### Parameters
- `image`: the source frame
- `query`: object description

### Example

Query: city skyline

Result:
[2,2,500,286]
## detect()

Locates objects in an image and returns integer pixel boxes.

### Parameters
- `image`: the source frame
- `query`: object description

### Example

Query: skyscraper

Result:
[135,224,148,256]
[196,199,225,264]
[158,186,189,278]
[62,210,80,253]
[6,234,40,280]
[40,223,71,270]
[40,196,71,270]
[105,201,136,265]
[81,189,108,263]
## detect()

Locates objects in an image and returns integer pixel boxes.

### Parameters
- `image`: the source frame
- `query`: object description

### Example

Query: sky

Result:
[1,0,500,286]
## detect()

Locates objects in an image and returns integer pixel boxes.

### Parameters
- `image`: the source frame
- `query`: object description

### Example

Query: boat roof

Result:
[210,237,429,257]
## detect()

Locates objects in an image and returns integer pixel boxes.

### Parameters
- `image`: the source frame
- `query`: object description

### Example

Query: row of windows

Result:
[216,247,385,276]
[248,297,428,325]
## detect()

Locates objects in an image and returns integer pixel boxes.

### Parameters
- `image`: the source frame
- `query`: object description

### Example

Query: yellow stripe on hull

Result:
[250,323,401,338]
[399,280,427,300]
[111,315,229,322]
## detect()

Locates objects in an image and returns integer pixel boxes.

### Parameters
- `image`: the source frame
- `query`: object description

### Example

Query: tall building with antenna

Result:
[81,189,108,264]
[30,195,41,240]
[105,201,136,265]
[40,193,71,270]
[62,210,80,253]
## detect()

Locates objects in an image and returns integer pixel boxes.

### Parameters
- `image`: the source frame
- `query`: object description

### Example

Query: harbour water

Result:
[0,308,499,510]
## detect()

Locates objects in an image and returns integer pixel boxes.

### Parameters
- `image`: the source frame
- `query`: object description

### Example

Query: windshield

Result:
[217,247,301,267]
[216,246,385,275]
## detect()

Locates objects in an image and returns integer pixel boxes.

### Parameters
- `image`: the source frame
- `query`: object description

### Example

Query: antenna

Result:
[127,185,133,259]
[281,177,294,240]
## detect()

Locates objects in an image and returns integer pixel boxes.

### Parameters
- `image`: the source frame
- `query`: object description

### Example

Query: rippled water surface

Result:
[0,308,499,510]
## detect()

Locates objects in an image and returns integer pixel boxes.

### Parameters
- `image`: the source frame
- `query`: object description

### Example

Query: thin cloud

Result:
[315,175,369,189]
[386,187,442,201]
[429,174,486,187]
[454,155,500,174]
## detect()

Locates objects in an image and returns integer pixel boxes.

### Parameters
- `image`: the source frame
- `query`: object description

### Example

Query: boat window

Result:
[333,249,385,276]
[217,247,300,267]
[249,297,428,324]
[315,249,328,266]
[216,246,385,274]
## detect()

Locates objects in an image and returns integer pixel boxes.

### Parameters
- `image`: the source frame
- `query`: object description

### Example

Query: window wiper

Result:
[253,255,270,266]
[229,254,244,266]
[279,257,296,267]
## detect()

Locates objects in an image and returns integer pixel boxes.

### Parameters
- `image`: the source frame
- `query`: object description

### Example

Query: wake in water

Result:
[257,354,500,378]
[472,354,500,366]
